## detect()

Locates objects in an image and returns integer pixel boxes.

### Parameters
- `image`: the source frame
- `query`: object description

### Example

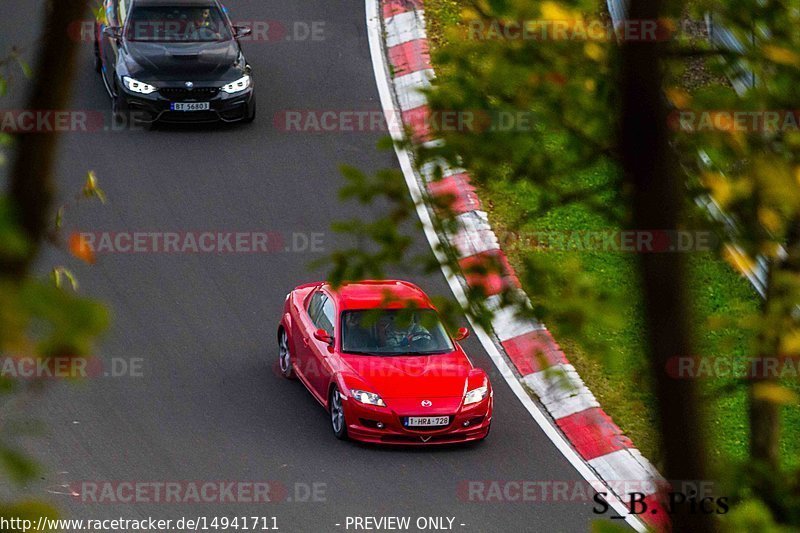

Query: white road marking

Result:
[393,69,435,111]
[365,1,646,530]
[385,10,427,48]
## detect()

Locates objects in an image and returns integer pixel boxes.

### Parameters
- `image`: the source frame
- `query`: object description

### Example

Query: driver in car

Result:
[378,314,431,349]
[192,8,220,39]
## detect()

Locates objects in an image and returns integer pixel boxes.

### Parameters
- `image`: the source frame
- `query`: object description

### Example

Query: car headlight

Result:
[350,389,386,407]
[221,74,251,94]
[464,385,488,405]
[122,76,157,95]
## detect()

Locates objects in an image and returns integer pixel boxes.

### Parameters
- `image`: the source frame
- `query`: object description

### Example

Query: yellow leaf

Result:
[763,45,800,66]
[702,171,733,207]
[665,87,691,109]
[779,329,800,355]
[753,382,799,405]
[540,1,580,22]
[723,245,756,277]
[584,42,604,61]
[82,170,107,203]
[659,17,677,34]
[757,207,782,234]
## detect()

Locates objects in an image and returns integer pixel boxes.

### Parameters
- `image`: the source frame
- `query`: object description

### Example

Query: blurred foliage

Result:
[0,47,108,528]
[322,0,800,529]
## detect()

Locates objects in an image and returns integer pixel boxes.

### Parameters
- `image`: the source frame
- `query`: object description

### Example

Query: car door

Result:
[293,290,324,384]
[306,294,336,399]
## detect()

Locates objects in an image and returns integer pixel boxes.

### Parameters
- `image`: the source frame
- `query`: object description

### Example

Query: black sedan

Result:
[94,0,256,125]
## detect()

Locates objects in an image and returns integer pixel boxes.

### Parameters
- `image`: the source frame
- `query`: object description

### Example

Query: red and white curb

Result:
[367,0,668,530]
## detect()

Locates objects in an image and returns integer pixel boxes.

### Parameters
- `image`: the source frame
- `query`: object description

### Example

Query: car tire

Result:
[278,328,295,379]
[329,387,348,440]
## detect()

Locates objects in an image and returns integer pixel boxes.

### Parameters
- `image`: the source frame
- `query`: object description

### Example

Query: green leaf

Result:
[0,448,39,483]
[16,57,32,79]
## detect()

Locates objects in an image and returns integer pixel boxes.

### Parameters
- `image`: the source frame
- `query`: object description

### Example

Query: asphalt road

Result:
[1,1,617,531]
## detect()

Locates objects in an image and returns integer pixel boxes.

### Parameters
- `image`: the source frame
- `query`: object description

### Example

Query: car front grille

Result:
[159,87,219,101]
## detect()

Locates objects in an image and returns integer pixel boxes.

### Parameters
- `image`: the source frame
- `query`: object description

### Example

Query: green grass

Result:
[476,150,800,471]
[423,0,462,50]
[480,156,800,466]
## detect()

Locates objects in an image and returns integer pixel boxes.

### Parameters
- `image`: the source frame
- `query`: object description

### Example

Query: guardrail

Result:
[703,14,756,95]
[605,0,773,299]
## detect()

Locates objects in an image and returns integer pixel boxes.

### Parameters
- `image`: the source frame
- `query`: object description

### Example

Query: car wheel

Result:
[278,328,294,379]
[329,387,348,440]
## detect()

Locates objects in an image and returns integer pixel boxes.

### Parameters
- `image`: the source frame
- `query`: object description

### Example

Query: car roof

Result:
[326,280,435,311]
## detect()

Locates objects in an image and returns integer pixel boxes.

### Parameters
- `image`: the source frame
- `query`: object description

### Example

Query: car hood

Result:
[340,351,472,399]
[122,39,241,81]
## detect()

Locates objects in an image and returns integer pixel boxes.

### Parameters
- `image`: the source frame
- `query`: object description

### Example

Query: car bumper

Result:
[118,87,255,124]
[340,394,492,445]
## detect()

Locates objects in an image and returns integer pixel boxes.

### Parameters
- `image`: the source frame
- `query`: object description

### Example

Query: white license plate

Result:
[406,416,449,427]
[171,102,210,111]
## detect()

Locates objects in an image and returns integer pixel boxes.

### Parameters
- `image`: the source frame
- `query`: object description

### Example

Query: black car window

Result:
[126,5,232,42]
[316,297,336,336]
[307,292,325,322]
[307,291,335,336]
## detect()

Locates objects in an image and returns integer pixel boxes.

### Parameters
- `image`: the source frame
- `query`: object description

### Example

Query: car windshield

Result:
[341,309,455,356]
[126,5,232,42]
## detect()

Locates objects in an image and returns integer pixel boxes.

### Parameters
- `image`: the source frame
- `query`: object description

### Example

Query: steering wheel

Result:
[407,331,433,348]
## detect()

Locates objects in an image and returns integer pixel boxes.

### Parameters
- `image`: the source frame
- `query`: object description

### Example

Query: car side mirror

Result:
[454,327,470,341]
[314,328,334,345]
[103,26,122,40]
[233,25,252,38]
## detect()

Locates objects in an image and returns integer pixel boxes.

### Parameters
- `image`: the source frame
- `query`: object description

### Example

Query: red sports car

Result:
[278,280,492,445]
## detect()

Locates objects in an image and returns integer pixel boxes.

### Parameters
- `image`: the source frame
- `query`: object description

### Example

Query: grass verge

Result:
[422,0,800,471]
